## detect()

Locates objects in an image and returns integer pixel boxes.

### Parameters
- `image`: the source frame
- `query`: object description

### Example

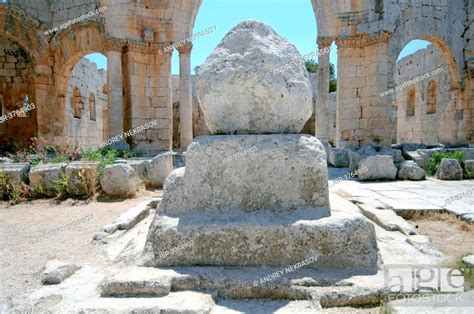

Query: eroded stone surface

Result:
[147,153,174,188]
[100,163,137,197]
[196,20,312,134]
[397,161,426,181]
[159,135,330,215]
[358,156,397,181]
[29,163,67,194]
[436,158,463,180]
[40,260,81,285]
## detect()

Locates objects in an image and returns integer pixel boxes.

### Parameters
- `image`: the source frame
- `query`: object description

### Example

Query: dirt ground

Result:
[0,189,161,307]
[1,194,472,313]
[408,212,474,266]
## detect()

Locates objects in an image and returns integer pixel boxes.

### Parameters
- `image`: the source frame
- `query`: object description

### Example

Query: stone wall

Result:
[65,57,107,148]
[0,36,36,150]
[394,45,452,144]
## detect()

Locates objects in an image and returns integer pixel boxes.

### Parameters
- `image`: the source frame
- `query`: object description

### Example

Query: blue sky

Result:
[85,0,429,75]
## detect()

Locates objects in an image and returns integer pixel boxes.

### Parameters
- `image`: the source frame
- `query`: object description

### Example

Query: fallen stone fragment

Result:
[436,158,463,180]
[397,161,425,181]
[40,260,81,285]
[357,155,397,181]
[463,255,474,267]
[359,204,417,236]
[100,163,137,197]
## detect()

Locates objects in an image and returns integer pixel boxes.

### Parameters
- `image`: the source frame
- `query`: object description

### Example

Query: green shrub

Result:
[0,174,32,204]
[80,148,118,174]
[426,150,465,176]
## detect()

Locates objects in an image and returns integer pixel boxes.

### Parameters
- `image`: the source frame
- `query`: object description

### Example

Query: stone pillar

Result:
[336,32,392,148]
[107,51,129,150]
[177,44,193,149]
[315,39,331,142]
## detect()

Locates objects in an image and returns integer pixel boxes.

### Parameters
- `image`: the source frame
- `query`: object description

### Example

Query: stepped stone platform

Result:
[143,134,380,271]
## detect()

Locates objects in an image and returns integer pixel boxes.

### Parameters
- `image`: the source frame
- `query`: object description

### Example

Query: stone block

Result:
[397,161,426,181]
[100,163,137,197]
[65,162,99,196]
[29,163,67,194]
[464,160,474,179]
[40,260,81,285]
[159,135,330,215]
[143,212,379,270]
[148,152,174,188]
[436,158,463,180]
[0,163,30,183]
[358,155,397,181]
[416,148,443,169]
[328,148,350,168]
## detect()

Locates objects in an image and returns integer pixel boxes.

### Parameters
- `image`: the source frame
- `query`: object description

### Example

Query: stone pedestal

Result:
[143,135,379,270]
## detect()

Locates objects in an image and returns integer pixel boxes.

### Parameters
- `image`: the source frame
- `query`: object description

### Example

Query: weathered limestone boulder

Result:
[172,152,186,168]
[463,255,474,267]
[100,164,137,197]
[379,147,405,165]
[159,135,330,215]
[436,158,463,180]
[328,148,350,168]
[148,153,174,188]
[29,163,67,194]
[40,260,81,285]
[358,156,397,181]
[65,162,99,196]
[126,160,148,179]
[460,148,474,160]
[416,148,443,169]
[465,160,474,179]
[0,157,13,163]
[397,161,426,181]
[196,20,312,134]
[159,167,185,212]
[0,163,30,183]
[358,143,378,156]
[348,151,363,172]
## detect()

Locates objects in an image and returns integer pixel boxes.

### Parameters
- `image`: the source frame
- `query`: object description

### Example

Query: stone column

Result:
[315,39,331,142]
[177,44,193,149]
[107,51,129,150]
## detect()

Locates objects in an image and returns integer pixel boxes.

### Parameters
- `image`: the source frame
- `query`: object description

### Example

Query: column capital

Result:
[317,37,335,49]
[335,31,391,48]
[176,43,193,56]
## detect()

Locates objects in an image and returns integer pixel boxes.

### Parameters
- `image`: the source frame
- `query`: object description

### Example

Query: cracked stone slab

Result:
[358,204,417,236]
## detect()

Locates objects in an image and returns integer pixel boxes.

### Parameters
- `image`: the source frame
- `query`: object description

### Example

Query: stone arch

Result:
[0,5,55,146]
[426,80,437,114]
[89,92,96,121]
[407,86,416,117]
[51,22,109,141]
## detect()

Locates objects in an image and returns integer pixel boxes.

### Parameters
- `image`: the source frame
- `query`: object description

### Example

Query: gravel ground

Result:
[0,189,161,308]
